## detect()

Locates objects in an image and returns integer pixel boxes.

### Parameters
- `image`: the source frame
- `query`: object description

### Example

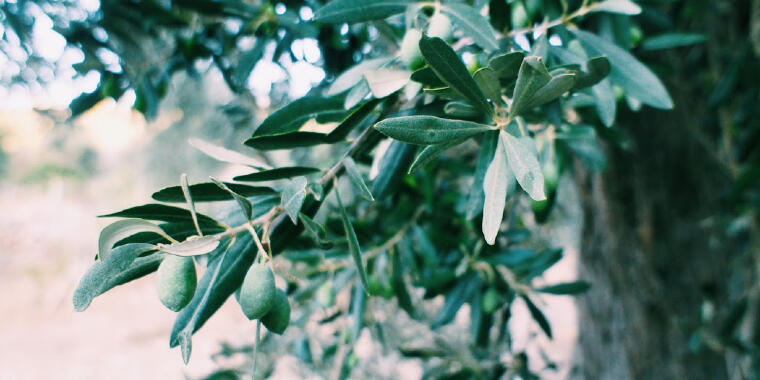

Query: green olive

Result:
[399,29,424,70]
[426,13,452,42]
[261,288,291,334]
[482,287,501,313]
[156,255,197,312]
[238,263,276,320]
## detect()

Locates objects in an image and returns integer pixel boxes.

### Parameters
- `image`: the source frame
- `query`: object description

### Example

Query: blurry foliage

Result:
[4,0,760,378]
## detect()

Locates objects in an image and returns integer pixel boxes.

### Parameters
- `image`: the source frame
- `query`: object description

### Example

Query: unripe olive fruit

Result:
[261,288,291,334]
[399,29,424,70]
[426,13,452,41]
[156,255,197,312]
[239,263,276,320]
[482,287,501,313]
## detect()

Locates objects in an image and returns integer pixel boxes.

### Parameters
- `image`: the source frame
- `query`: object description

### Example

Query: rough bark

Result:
[571,104,735,379]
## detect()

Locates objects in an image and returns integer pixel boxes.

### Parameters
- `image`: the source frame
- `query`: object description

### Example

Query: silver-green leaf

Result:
[482,134,516,245]
[501,131,546,201]
[374,115,492,145]
[280,176,309,224]
[343,157,374,201]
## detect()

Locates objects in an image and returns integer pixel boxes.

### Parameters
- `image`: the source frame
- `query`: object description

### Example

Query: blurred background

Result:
[1,0,760,379]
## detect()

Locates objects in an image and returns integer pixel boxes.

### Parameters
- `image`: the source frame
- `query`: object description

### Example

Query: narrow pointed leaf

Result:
[466,131,498,219]
[536,281,591,295]
[189,138,269,169]
[489,51,525,80]
[298,212,333,249]
[473,67,502,104]
[573,29,673,109]
[253,94,346,137]
[522,295,553,338]
[335,187,369,291]
[410,66,445,87]
[591,0,641,15]
[522,73,576,110]
[73,243,156,311]
[244,132,327,150]
[419,36,493,116]
[408,139,466,173]
[159,235,221,257]
[375,115,492,145]
[210,178,253,220]
[328,57,392,95]
[501,131,546,201]
[233,166,321,182]
[364,68,411,98]
[641,33,707,51]
[325,98,383,142]
[152,183,275,202]
[592,78,617,126]
[511,56,552,115]
[100,204,220,227]
[343,157,374,201]
[281,177,309,224]
[314,0,410,24]
[98,219,170,261]
[482,134,516,244]
[440,3,499,51]
[574,56,611,89]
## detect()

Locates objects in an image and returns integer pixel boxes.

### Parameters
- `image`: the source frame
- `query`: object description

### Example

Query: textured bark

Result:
[571,104,734,379]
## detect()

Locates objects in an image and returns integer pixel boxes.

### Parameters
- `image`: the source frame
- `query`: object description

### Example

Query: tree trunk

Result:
[571,103,735,379]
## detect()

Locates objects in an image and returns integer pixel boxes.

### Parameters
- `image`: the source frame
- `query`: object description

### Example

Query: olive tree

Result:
[4,0,757,378]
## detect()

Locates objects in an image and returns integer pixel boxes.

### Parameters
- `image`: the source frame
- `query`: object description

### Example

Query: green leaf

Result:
[391,247,417,318]
[501,131,546,201]
[314,0,410,24]
[536,281,591,295]
[466,131,498,219]
[482,133,516,245]
[189,138,269,169]
[510,56,552,116]
[343,157,374,201]
[98,219,170,261]
[418,36,493,116]
[374,115,493,145]
[488,51,525,80]
[522,295,553,338]
[280,176,309,224]
[152,182,275,203]
[170,234,255,362]
[556,126,607,171]
[233,166,321,182]
[325,98,383,143]
[364,68,411,98]
[408,139,466,173]
[573,56,611,89]
[440,3,499,51]
[335,186,369,291]
[327,57,392,96]
[73,243,156,311]
[591,0,641,15]
[432,273,480,328]
[592,78,617,126]
[297,212,333,249]
[444,101,481,118]
[370,140,416,199]
[640,33,707,51]
[573,29,673,109]
[410,66,445,87]
[244,131,328,150]
[100,204,220,227]
[522,73,575,110]
[159,236,221,257]
[473,67,502,104]
[252,94,346,137]
[209,177,253,220]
